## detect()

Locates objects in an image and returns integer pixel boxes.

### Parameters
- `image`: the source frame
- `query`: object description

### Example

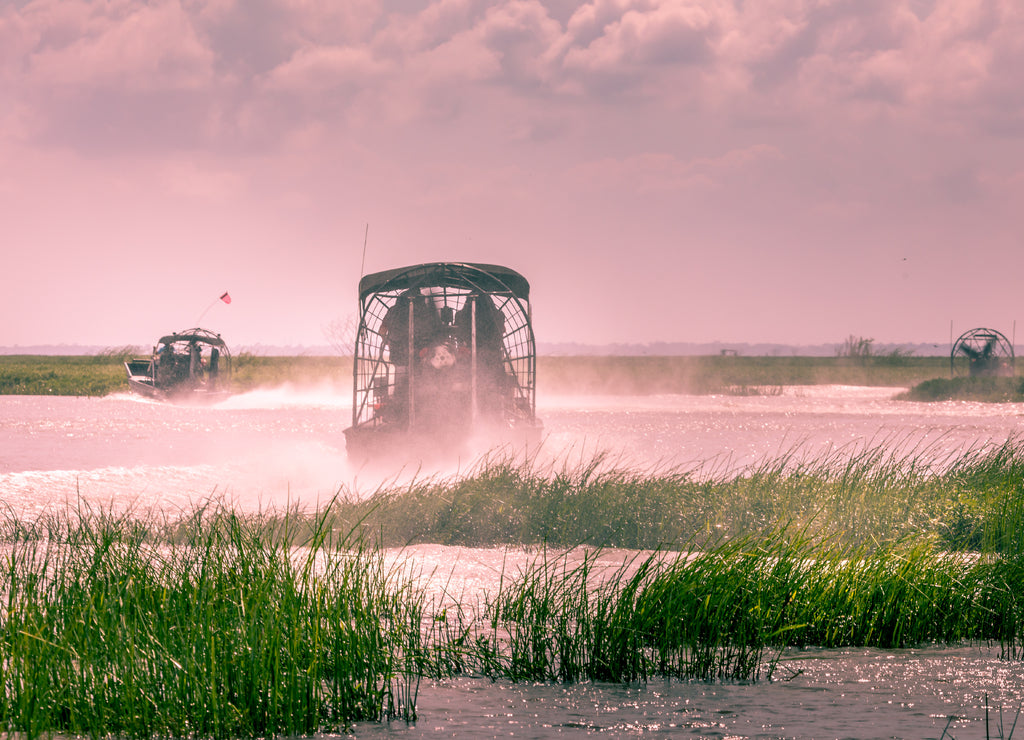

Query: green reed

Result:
[331,437,1024,555]
[0,503,431,739]
[471,532,1024,685]
[899,376,1024,402]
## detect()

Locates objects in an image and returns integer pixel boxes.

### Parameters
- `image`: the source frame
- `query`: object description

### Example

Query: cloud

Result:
[566,144,782,195]
[4,0,1023,156]
[558,0,723,95]
[23,0,213,91]
[262,45,387,95]
[4,0,1024,349]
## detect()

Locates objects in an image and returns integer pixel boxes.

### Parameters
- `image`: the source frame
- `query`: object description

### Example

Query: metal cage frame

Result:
[349,263,538,436]
[950,327,1015,378]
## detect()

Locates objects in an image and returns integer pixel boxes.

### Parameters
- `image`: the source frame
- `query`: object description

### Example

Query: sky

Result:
[2,0,1023,351]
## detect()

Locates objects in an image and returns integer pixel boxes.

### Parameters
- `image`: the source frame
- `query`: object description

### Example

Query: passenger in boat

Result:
[155,342,176,386]
[379,289,446,424]
[208,347,220,389]
[414,340,470,434]
[381,289,444,365]
[455,295,507,420]
[189,341,204,386]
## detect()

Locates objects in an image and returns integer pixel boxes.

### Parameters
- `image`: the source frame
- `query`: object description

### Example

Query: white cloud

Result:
[263,44,387,94]
[24,0,214,91]
[566,144,783,195]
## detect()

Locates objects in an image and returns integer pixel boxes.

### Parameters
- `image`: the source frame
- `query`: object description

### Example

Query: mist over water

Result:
[4,385,1024,737]
[4,383,1024,526]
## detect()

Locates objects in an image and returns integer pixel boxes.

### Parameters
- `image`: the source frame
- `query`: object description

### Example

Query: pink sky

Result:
[2,0,1023,350]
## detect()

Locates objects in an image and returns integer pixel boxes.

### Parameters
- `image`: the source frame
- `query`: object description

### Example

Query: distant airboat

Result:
[124,327,232,402]
[950,327,1015,378]
[344,262,542,463]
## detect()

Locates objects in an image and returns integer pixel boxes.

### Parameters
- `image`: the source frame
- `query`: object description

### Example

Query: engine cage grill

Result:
[351,265,537,433]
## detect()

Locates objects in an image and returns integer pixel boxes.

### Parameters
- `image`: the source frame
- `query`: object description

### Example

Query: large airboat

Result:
[124,327,232,402]
[344,262,542,463]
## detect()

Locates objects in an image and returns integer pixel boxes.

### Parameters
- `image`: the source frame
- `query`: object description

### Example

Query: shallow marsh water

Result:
[3,386,1024,738]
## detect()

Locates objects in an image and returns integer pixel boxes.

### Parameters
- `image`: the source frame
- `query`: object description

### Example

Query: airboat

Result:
[951,327,1015,378]
[124,327,232,401]
[344,262,542,463]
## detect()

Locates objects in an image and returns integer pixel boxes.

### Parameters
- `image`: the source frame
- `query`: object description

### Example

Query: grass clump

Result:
[538,355,946,395]
[472,532,1024,686]
[0,503,432,738]
[0,354,131,395]
[331,439,1024,555]
[898,376,1024,402]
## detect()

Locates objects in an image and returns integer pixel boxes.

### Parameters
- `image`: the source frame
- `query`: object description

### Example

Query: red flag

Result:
[220,292,231,304]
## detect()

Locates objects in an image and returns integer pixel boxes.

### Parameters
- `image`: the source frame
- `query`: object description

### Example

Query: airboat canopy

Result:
[155,328,229,349]
[358,263,531,303]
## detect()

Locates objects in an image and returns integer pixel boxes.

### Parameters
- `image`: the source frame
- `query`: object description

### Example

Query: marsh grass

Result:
[899,376,1024,402]
[5,442,1024,737]
[0,354,352,396]
[470,531,1024,686]
[538,355,946,395]
[328,438,1024,554]
[0,354,130,395]
[0,503,431,738]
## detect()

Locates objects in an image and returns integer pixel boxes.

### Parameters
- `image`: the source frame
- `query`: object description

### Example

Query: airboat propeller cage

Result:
[950,327,1015,378]
[349,262,538,434]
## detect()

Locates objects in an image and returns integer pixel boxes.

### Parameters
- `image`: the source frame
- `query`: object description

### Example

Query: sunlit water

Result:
[3,385,1024,738]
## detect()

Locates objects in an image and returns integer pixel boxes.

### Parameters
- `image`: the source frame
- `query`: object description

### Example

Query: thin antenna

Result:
[194,291,231,326]
[359,223,369,278]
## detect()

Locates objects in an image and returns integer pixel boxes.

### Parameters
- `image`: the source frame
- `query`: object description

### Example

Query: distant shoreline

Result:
[1,341,957,357]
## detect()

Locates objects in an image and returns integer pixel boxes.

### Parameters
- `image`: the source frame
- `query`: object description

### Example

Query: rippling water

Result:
[3,385,1024,738]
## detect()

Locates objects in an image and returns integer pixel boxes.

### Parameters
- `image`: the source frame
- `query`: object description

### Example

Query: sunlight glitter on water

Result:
[344,645,1024,739]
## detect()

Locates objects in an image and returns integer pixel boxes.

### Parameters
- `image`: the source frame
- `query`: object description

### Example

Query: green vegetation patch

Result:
[327,440,1024,554]
[0,353,352,396]
[0,353,131,396]
[539,355,946,395]
[0,506,429,737]
[898,376,1024,402]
